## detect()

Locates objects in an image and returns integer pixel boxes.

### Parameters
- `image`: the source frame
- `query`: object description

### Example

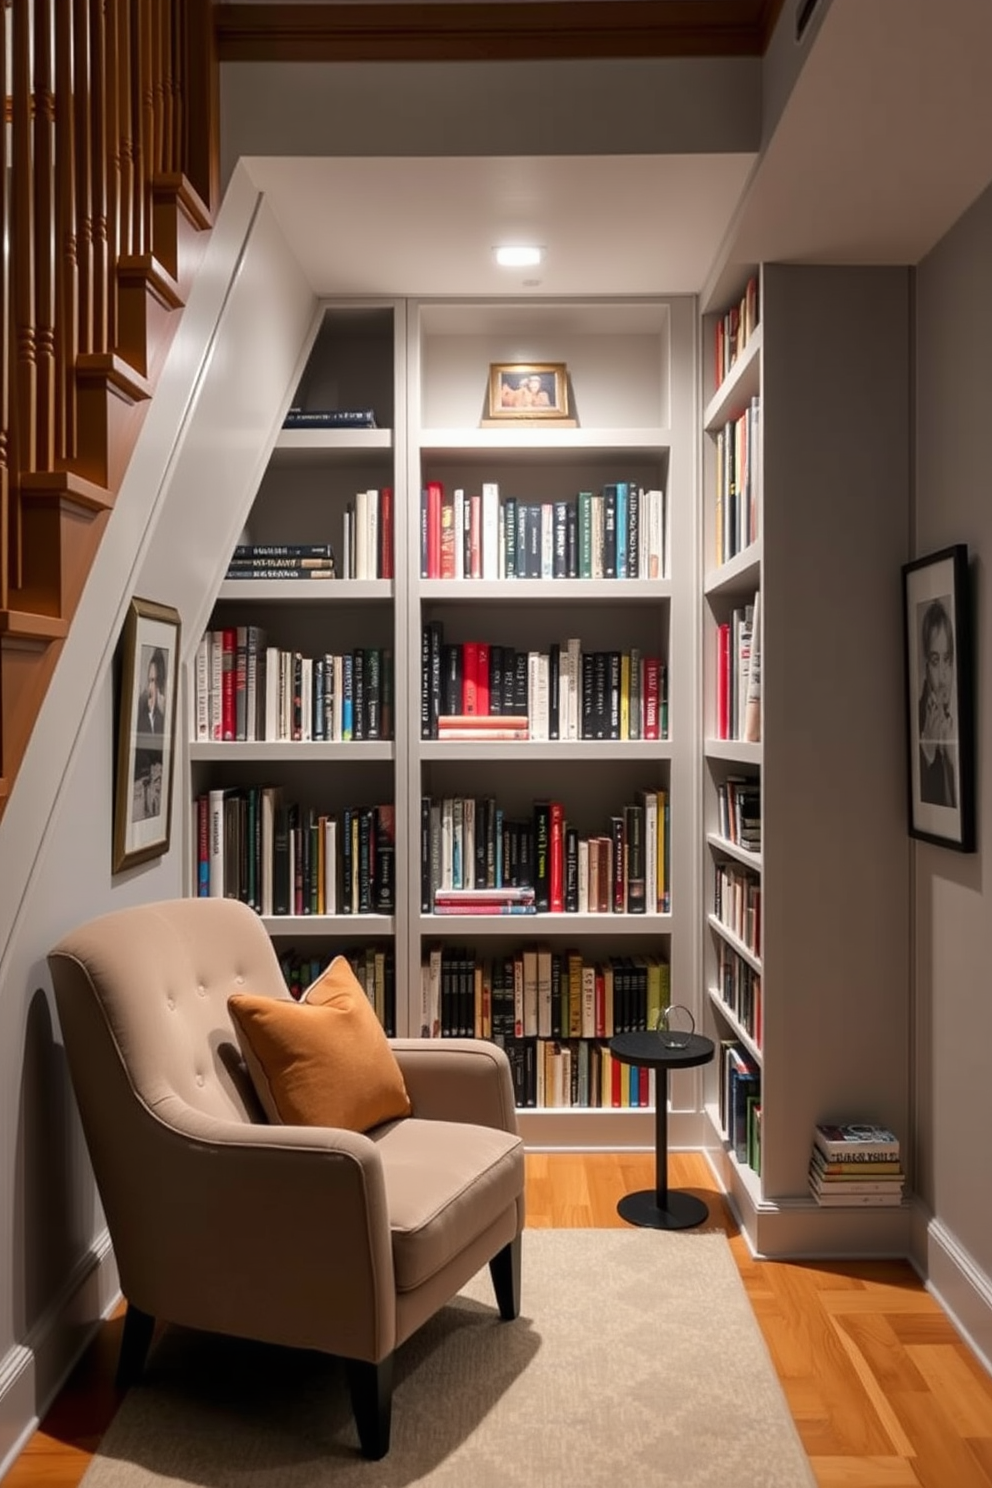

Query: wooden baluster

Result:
[134,0,151,258]
[168,0,183,175]
[115,0,135,264]
[90,0,108,356]
[103,0,120,349]
[33,0,57,473]
[12,0,38,586]
[55,0,79,464]
[1,0,10,608]
[181,0,218,215]
[158,0,174,179]
[74,0,94,366]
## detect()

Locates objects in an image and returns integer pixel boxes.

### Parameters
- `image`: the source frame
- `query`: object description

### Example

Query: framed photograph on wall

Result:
[112,596,182,872]
[902,544,975,852]
[486,362,570,422]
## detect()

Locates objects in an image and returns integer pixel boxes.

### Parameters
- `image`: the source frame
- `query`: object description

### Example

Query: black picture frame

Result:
[112,596,182,872]
[902,544,975,852]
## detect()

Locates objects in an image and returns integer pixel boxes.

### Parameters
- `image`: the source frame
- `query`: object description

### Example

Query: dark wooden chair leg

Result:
[116,1303,155,1389]
[489,1234,521,1320]
[345,1354,393,1460]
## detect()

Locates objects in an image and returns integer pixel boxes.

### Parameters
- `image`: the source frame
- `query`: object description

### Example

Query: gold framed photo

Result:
[112,596,182,872]
[487,362,570,421]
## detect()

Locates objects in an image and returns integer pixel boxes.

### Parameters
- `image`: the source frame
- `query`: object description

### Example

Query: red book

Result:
[549,800,564,912]
[643,656,660,740]
[716,622,731,739]
[475,641,490,715]
[462,641,480,714]
[427,480,443,578]
[221,627,236,740]
[379,486,394,579]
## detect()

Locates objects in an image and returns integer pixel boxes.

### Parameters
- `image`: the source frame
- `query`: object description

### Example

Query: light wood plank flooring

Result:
[6,1152,992,1488]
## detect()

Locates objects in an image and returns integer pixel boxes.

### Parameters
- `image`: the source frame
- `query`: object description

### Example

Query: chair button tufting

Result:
[197,983,206,996]
[166,996,175,1010]
[196,1074,205,1087]
[235,975,244,985]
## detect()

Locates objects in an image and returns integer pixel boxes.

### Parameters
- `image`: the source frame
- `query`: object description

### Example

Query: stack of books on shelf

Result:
[421,480,668,582]
[715,591,761,743]
[717,775,761,853]
[433,886,536,917]
[224,542,336,581]
[437,714,530,742]
[808,1123,904,1207]
[713,273,759,389]
[283,406,377,429]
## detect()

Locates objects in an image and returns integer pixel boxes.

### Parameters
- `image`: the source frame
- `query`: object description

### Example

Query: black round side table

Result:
[609,1029,716,1231]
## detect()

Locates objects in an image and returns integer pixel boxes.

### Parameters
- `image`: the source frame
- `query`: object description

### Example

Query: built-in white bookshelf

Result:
[699,263,913,1254]
[187,292,700,1150]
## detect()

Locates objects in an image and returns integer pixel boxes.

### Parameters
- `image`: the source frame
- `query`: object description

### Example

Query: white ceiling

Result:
[235,0,992,303]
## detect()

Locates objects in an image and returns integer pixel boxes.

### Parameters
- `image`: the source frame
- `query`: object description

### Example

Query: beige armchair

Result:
[48,897,525,1459]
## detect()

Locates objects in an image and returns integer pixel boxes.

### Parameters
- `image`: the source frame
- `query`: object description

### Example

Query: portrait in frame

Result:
[113,596,182,872]
[487,362,570,421]
[902,544,975,852]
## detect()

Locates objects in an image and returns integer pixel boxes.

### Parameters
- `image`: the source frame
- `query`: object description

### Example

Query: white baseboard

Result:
[0,1231,120,1480]
[918,1212,992,1377]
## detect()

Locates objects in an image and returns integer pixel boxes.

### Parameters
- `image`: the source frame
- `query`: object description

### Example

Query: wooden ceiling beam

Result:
[215,1,788,64]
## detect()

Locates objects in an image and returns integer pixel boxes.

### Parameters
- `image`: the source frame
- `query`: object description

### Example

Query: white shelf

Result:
[707,913,762,975]
[190,741,395,762]
[702,325,762,432]
[704,739,762,766]
[419,912,674,937]
[704,542,762,598]
[419,426,670,459]
[421,579,671,604]
[420,740,672,763]
[217,579,392,603]
[706,832,762,872]
[270,428,393,461]
[706,986,762,1067]
[261,914,395,937]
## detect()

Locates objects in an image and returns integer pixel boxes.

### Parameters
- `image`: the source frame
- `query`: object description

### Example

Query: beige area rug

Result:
[80,1229,815,1488]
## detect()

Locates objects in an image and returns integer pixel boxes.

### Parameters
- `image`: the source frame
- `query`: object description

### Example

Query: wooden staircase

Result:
[0,0,218,822]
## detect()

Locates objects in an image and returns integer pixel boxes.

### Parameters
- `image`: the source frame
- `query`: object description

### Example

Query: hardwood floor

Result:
[6,1152,992,1488]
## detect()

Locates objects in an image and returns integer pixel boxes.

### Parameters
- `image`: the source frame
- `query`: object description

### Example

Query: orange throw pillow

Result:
[228,957,411,1133]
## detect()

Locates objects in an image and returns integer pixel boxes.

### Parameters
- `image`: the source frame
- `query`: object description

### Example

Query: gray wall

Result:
[913,178,992,1360]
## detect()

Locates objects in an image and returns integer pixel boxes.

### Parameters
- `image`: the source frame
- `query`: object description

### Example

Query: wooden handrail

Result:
[1,0,218,802]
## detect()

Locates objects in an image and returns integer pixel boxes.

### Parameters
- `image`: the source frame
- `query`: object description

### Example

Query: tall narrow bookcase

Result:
[700,264,913,1253]
[188,302,410,1029]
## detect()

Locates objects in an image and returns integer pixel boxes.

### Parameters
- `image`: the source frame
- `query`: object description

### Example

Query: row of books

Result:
[715,590,761,744]
[421,481,669,582]
[713,860,761,957]
[718,1038,761,1174]
[714,396,761,566]
[341,487,394,580]
[808,1123,904,1207]
[193,632,394,743]
[492,1036,655,1111]
[716,775,761,853]
[714,942,762,1050]
[420,945,670,1042]
[281,944,396,1036]
[224,541,337,582]
[421,623,668,743]
[420,791,671,916]
[713,274,759,391]
[194,788,395,917]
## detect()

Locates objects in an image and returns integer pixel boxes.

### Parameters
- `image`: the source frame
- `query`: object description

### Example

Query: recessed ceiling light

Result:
[495,245,543,268]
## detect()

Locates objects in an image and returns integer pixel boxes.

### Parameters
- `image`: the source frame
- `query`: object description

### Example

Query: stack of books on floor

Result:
[433,887,537,916]
[808,1122,904,1207]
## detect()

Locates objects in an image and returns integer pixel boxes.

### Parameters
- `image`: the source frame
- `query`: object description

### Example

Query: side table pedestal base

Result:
[616,1189,709,1231]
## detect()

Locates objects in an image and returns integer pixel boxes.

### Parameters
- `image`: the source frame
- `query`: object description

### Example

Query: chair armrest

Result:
[389,1039,518,1133]
[119,1097,396,1361]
